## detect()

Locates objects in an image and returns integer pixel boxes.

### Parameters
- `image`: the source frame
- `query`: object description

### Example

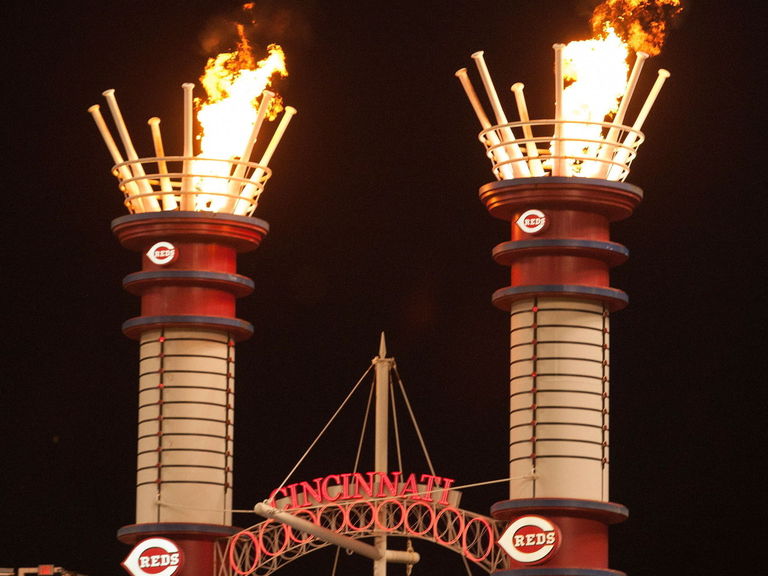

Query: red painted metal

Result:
[480,178,641,311]
[112,213,268,340]
[119,525,236,576]
[482,177,640,575]
[114,213,268,576]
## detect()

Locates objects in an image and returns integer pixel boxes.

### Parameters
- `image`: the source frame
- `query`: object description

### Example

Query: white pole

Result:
[607,68,670,180]
[552,44,567,177]
[102,90,161,211]
[596,52,649,178]
[225,90,276,203]
[88,104,145,212]
[510,82,545,176]
[252,503,420,565]
[181,83,195,211]
[454,68,514,180]
[256,337,420,573]
[257,106,297,169]
[471,52,531,178]
[628,68,671,133]
[147,117,178,210]
[374,332,391,576]
[232,105,297,216]
[254,503,380,560]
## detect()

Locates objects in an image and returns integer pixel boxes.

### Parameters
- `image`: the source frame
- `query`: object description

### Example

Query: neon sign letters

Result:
[267,471,456,509]
[228,472,504,574]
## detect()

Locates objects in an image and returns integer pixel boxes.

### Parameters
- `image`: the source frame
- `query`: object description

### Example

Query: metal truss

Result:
[216,499,508,575]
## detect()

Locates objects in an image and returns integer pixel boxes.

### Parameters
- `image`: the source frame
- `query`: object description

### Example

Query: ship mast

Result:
[373,333,393,576]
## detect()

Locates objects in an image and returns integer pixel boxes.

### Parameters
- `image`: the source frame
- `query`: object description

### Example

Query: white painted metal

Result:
[136,327,234,524]
[508,298,610,501]
[374,332,392,576]
[90,88,297,216]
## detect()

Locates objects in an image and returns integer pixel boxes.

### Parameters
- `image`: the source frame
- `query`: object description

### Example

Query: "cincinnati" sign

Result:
[227,471,509,574]
[267,471,457,509]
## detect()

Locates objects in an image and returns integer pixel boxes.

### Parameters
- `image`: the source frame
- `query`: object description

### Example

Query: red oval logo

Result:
[516,209,548,234]
[122,537,184,576]
[498,515,561,564]
[146,241,177,266]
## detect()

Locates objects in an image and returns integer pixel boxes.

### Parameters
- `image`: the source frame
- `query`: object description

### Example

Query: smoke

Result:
[199,14,240,56]
[198,1,313,57]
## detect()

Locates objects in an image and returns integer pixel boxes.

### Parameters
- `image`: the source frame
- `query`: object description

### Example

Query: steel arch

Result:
[217,499,508,576]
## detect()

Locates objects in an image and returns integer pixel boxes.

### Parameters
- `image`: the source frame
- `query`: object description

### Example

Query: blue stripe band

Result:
[493,285,628,303]
[487,175,643,199]
[112,211,269,231]
[118,523,239,538]
[123,270,255,291]
[495,239,629,256]
[491,498,628,519]
[123,315,253,335]
[493,569,625,576]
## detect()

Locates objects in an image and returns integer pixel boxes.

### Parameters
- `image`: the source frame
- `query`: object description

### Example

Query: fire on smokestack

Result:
[456,0,682,182]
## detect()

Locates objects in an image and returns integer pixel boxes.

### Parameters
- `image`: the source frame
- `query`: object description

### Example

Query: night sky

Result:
[3,1,765,574]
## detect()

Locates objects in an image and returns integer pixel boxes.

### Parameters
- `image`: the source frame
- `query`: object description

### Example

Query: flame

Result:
[558,27,629,176]
[554,1,682,176]
[193,26,287,211]
[591,0,683,56]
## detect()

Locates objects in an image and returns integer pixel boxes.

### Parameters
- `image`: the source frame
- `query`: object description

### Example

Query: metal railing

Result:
[479,119,644,182]
[110,156,271,216]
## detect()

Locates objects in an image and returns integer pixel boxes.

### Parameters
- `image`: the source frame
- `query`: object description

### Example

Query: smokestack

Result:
[459,43,668,574]
[91,84,294,576]
[113,210,268,574]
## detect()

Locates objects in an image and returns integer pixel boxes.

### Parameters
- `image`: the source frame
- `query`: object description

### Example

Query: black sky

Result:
[2,1,765,574]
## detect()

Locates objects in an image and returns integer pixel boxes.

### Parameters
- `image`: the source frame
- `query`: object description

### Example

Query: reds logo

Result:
[146,241,177,266]
[497,515,561,564]
[122,537,184,576]
[515,209,548,234]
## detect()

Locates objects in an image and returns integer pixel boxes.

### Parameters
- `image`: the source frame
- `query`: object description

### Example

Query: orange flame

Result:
[591,0,683,56]
[555,1,682,175]
[193,26,287,210]
[560,27,629,175]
